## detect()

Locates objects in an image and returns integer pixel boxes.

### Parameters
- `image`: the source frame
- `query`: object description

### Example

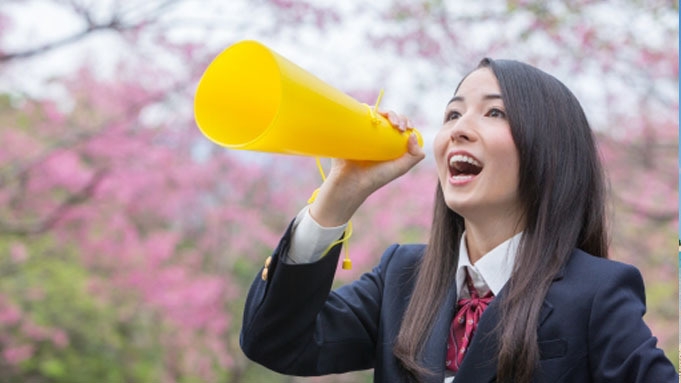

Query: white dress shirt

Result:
[287,206,348,264]
[444,231,521,382]
[455,231,521,298]
[286,207,521,382]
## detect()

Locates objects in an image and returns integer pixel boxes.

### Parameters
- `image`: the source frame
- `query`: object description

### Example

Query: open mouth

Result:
[449,154,483,179]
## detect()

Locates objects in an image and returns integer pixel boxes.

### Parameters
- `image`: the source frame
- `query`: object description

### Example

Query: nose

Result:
[452,129,472,142]
[450,117,477,142]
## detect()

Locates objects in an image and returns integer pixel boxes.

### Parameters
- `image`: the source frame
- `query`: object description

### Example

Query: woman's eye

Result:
[487,108,506,119]
[445,111,461,121]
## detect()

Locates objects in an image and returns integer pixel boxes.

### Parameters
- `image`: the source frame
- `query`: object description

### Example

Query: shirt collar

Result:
[456,231,522,297]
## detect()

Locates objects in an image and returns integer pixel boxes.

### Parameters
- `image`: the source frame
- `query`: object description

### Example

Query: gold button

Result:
[264,256,272,268]
[261,267,268,281]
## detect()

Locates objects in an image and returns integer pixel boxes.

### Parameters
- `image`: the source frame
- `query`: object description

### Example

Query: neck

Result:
[464,213,524,264]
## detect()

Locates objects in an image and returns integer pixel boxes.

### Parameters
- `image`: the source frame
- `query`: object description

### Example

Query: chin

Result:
[443,197,474,217]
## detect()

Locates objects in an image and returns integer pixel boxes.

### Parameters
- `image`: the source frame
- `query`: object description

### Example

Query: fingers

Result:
[404,133,426,169]
[379,110,413,132]
[386,133,426,180]
[407,133,425,158]
[373,110,424,176]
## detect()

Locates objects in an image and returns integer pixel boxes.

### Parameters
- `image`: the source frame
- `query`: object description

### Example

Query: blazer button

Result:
[261,256,273,281]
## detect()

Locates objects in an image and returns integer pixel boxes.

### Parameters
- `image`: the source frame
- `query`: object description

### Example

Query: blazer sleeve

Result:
[587,262,677,382]
[240,220,398,376]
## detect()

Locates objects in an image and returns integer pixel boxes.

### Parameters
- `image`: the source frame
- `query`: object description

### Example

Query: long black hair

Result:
[393,58,608,382]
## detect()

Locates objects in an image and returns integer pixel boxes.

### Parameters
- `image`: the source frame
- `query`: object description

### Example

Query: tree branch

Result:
[0,0,183,63]
[0,129,103,189]
[0,168,108,236]
[0,20,124,62]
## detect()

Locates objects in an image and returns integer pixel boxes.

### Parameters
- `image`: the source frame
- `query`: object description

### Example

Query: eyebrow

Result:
[447,93,503,105]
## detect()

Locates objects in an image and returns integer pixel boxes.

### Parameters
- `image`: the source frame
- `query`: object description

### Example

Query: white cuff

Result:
[286,206,348,264]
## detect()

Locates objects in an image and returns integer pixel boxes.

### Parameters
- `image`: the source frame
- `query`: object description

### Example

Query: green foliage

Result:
[0,1,677,381]
[0,236,164,383]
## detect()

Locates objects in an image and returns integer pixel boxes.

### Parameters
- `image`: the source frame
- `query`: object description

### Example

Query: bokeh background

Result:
[0,1,677,382]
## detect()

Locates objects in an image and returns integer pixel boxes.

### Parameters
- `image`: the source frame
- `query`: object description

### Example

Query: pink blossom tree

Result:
[0,1,676,382]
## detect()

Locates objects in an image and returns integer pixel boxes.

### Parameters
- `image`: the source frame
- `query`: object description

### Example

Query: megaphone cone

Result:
[194,40,423,160]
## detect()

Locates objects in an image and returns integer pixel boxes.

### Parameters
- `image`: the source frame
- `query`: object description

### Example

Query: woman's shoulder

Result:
[546,250,647,324]
[380,243,426,266]
[567,249,641,275]
[561,249,644,292]
[374,243,426,279]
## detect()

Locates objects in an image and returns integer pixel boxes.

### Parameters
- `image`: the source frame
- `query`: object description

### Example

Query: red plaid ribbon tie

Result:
[445,270,494,373]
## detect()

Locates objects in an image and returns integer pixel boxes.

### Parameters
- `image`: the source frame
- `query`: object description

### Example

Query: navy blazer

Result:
[241,225,676,382]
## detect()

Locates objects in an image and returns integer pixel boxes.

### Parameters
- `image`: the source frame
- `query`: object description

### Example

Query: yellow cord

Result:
[308,91,387,270]
[308,157,353,269]
[369,89,385,125]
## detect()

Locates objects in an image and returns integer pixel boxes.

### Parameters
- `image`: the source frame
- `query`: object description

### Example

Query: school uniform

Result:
[240,211,676,382]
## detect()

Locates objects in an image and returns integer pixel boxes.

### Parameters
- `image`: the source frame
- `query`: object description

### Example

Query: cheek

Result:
[503,152,521,188]
[493,134,521,179]
[433,127,455,159]
[433,130,449,171]
[432,129,448,152]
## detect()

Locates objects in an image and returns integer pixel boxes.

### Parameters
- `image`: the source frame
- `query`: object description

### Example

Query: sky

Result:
[8,1,676,134]
[2,1,678,191]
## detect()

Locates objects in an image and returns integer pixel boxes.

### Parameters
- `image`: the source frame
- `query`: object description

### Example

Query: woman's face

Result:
[433,68,523,223]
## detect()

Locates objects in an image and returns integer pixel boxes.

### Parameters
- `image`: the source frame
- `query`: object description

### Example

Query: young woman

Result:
[239,58,676,382]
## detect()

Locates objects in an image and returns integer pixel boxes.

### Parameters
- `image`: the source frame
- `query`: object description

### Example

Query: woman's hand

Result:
[308,111,426,227]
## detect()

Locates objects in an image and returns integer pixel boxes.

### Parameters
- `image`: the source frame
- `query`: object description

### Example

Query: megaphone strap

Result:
[307,88,387,270]
[368,89,385,125]
[308,157,353,270]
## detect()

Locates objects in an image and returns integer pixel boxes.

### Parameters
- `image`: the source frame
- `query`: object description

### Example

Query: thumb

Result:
[391,133,426,176]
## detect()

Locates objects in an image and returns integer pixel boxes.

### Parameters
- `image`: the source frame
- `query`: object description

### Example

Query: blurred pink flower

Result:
[51,329,69,348]
[3,344,33,365]
[9,242,28,263]
[0,305,21,326]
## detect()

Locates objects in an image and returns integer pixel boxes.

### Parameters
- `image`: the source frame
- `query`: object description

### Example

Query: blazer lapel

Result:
[420,278,459,383]
[454,290,556,382]
[417,265,564,383]
[453,291,503,383]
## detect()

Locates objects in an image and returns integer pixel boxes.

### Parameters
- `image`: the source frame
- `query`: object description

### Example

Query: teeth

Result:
[449,154,481,168]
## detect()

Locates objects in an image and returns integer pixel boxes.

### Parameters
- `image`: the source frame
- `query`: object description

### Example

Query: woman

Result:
[240,58,676,382]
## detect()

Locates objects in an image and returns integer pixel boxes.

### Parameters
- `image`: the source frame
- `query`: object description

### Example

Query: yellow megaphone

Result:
[194,40,423,160]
